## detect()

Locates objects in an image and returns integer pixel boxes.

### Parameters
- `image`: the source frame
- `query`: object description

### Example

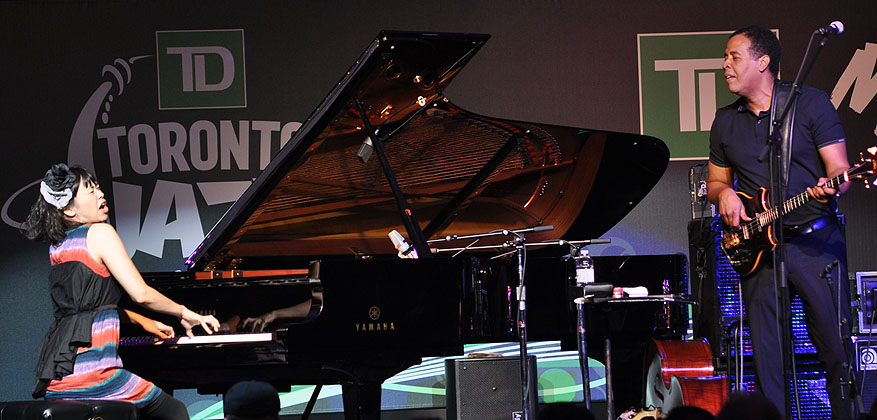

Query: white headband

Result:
[40,181,73,210]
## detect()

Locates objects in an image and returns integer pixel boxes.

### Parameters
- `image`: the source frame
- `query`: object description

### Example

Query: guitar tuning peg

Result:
[867,146,877,156]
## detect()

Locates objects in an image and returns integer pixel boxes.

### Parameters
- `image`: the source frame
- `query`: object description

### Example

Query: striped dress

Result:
[33,224,161,407]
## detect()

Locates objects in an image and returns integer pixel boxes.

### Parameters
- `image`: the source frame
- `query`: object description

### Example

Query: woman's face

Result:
[65,180,109,224]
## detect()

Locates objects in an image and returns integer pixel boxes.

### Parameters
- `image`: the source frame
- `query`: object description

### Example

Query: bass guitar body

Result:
[721,188,777,276]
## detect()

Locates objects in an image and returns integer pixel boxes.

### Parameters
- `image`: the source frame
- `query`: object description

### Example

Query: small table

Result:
[574,294,696,419]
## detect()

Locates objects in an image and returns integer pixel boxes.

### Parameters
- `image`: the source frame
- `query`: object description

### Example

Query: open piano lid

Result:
[186,31,669,271]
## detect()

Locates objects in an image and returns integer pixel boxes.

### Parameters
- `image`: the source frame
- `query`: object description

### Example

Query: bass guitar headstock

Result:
[849,146,877,188]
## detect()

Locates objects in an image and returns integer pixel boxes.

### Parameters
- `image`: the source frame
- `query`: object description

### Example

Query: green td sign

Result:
[638,30,777,159]
[156,29,247,110]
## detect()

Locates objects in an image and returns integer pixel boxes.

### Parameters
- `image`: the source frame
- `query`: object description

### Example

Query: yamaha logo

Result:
[355,306,395,332]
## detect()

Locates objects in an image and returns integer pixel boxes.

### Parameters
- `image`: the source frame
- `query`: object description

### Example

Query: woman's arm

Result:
[87,223,220,337]
[119,309,175,339]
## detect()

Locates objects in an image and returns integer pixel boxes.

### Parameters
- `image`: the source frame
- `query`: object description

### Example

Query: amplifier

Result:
[689,163,716,220]
[688,219,822,359]
[857,272,877,333]
[854,336,877,410]
[445,356,538,420]
[734,359,832,419]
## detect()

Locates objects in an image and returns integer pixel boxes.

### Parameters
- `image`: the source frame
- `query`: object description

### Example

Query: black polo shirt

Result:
[709,85,846,226]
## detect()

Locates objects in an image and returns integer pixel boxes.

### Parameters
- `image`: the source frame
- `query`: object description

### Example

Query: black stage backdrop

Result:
[1,0,874,404]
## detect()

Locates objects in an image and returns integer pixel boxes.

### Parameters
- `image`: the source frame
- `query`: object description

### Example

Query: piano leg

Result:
[341,382,382,420]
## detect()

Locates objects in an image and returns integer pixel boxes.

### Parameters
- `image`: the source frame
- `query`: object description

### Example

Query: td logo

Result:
[156,29,247,109]
[638,30,778,159]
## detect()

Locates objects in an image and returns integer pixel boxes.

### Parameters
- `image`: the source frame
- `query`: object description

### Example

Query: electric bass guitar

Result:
[721,148,877,276]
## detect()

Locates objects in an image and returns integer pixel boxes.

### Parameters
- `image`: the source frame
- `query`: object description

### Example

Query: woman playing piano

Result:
[22,163,221,420]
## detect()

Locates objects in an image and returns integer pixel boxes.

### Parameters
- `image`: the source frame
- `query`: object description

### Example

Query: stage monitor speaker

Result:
[445,356,537,420]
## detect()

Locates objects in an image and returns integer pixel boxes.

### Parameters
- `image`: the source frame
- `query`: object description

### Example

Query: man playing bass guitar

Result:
[706,26,853,419]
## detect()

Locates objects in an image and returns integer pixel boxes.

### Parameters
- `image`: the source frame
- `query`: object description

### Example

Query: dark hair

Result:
[667,405,715,420]
[21,164,99,245]
[716,392,783,420]
[223,381,280,420]
[731,25,782,77]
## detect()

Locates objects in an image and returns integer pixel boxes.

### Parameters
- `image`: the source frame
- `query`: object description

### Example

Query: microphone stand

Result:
[431,226,552,420]
[432,228,610,418]
[822,261,865,416]
[757,29,834,419]
[513,230,531,420]
[559,239,611,413]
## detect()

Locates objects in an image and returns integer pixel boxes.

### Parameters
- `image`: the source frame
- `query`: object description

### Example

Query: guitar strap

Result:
[769,79,799,189]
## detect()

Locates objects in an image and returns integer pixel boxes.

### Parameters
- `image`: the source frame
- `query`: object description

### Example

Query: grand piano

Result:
[119,31,670,419]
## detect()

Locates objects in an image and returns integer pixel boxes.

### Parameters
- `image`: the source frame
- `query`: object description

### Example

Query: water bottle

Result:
[574,248,595,284]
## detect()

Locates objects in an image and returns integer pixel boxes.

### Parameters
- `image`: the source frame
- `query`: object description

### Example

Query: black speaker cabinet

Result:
[445,356,538,420]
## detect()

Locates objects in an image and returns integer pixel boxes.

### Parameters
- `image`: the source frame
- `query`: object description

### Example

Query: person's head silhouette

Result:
[223,381,280,420]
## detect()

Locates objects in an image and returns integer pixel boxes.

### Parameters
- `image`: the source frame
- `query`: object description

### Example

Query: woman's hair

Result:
[21,163,99,245]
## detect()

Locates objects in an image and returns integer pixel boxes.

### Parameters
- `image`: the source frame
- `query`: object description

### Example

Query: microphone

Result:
[357,136,374,163]
[819,260,839,279]
[816,21,844,35]
[509,225,555,234]
[388,230,419,259]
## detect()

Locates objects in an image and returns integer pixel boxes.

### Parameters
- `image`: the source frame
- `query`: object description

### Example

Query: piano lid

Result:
[186,31,669,271]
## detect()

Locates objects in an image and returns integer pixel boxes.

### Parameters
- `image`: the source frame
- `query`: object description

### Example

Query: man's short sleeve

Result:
[709,110,731,167]
[804,88,846,148]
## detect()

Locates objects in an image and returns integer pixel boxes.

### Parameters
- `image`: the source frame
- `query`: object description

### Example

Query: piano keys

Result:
[121,332,275,346]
